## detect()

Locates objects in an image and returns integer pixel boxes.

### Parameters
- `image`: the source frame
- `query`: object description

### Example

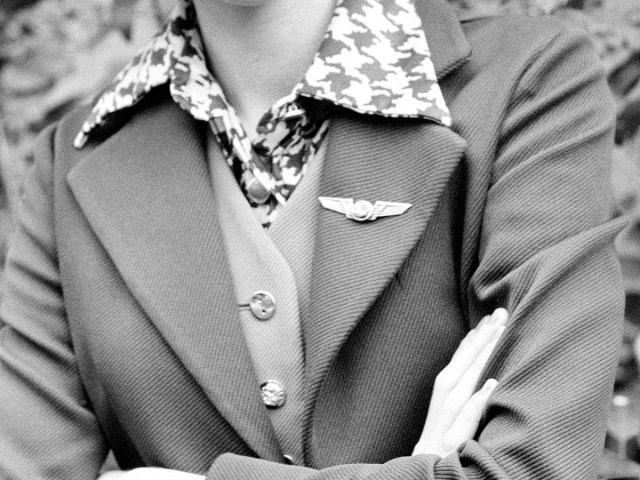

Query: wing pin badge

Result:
[318,197,412,222]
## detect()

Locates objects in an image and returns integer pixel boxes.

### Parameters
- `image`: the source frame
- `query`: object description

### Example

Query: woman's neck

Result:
[192,0,336,134]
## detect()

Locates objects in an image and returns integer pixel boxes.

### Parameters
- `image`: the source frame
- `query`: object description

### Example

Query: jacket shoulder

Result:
[460,13,598,71]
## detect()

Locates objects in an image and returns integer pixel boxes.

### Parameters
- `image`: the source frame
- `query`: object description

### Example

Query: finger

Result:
[429,325,504,437]
[430,310,507,412]
[445,309,508,381]
[442,379,499,454]
[98,473,128,480]
[450,325,505,405]
[414,379,499,457]
[416,309,507,454]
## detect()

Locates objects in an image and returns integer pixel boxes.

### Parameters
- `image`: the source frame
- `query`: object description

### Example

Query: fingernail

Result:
[481,378,499,394]
[487,308,508,326]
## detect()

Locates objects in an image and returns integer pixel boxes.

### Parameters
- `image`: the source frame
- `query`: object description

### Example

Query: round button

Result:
[249,291,276,320]
[350,200,374,222]
[246,178,271,204]
[261,380,286,408]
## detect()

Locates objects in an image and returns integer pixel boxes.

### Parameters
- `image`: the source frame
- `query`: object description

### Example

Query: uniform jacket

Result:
[0,1,626,479]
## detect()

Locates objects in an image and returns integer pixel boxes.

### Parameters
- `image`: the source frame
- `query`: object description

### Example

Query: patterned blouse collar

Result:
[75,0,451,149]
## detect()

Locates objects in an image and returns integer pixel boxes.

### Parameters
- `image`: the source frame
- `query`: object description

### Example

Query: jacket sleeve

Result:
[205,22,626,480]
[0,124,108,479]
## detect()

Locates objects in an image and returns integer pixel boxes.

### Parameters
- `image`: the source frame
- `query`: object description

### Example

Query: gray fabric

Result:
[0,2,626,480]
[210,134,321,465]
[267,141,327,335]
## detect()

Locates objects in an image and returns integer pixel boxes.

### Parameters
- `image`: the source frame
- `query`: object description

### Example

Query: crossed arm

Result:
[95,23,624,480]
[99,310,508,480]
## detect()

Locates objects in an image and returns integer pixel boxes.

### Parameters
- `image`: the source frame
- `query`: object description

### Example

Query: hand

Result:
[98,468,205,480]
[412,308,508,458]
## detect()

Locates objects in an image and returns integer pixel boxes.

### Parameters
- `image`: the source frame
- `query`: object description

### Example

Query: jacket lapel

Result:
[66,100,281,462]
[304,115,467,425]
[302,0,472,446]
[66,0,471,462]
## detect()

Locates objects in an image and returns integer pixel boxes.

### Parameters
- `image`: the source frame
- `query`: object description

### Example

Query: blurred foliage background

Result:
[0,0,640,467]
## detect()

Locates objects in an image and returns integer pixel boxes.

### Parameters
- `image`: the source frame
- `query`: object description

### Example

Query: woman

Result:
[0,0,625,478]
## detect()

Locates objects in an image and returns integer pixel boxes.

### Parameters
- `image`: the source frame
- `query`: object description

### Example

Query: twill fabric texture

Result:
[209,133,327,462]
[0,2,625,480]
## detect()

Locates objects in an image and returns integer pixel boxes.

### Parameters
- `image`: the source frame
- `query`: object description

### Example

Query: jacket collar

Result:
[67,103,467,464]
[74,0,465,148]
[415,0,472,78]
[66,0,471,459]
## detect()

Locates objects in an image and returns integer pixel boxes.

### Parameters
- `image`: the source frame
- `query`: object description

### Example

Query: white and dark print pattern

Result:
[75,0,450,227]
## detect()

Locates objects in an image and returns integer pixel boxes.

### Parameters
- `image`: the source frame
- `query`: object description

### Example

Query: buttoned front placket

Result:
[72,0,454,462]
[209,134,327,464]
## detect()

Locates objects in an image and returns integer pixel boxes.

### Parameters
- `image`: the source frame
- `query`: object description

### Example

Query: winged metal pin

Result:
[318,197,412,222]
